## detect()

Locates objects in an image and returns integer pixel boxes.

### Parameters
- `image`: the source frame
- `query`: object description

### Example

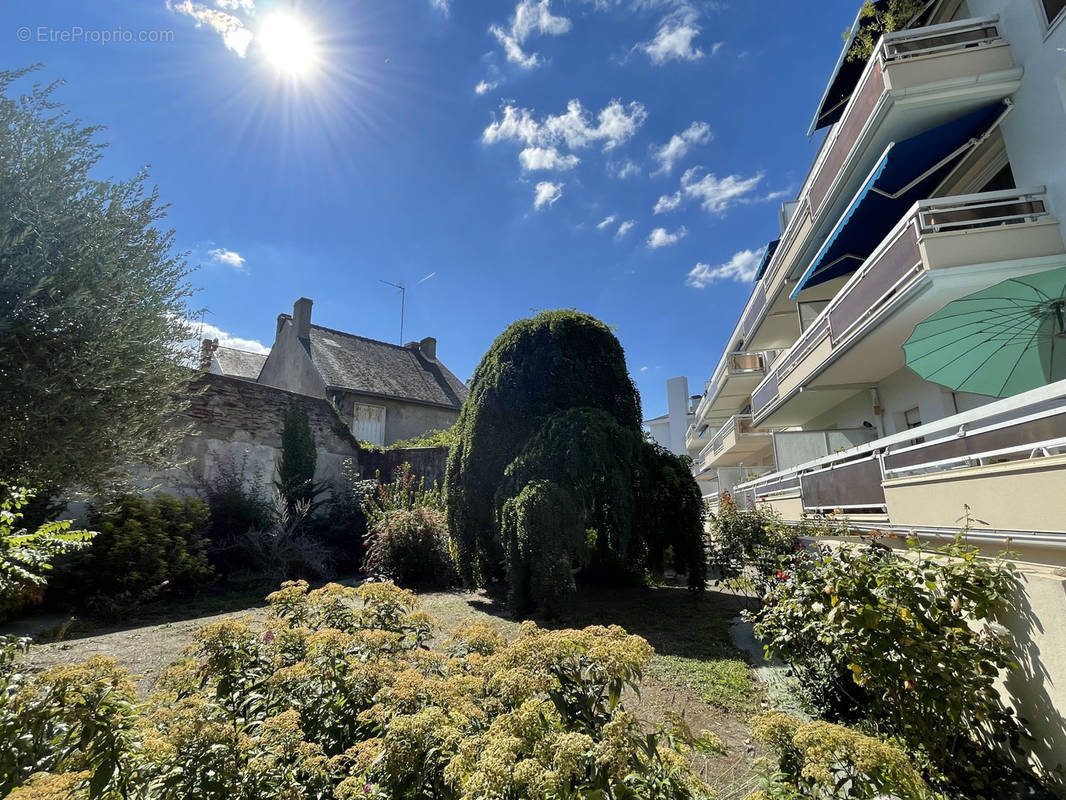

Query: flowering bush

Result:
[707,494,797,585]
[362,507,457,589]
[748,711,930,799]
[4,580,722,799]
[750,535,1026,797]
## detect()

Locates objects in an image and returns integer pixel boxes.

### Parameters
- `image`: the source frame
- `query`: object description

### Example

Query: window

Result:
[904,407,925,445]
[353,403,386,446]
[1043,0,1066,26]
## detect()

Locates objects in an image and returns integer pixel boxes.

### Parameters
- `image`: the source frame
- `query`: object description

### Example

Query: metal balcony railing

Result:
[734,379,1066,516]
[749,189,1051,421]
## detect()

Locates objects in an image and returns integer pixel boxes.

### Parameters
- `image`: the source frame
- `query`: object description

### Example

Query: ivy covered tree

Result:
[445,310,706,616]
[0,67,196,493]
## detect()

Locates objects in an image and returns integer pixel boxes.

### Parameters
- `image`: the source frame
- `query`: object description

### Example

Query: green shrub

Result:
[198,454,277,554]
[276,400,325,518]
[750,535,1027,797]
[2,581,723,799]
[363,462,444,526]
[707,493,797,585]
[445,310,706,616]
[223,494,333,583]
[311,459,375,573]
[362,506,456,589]
[0,485,94,619]
[388,426,457,449]
[749,711,929,800]
[60,493,215,609]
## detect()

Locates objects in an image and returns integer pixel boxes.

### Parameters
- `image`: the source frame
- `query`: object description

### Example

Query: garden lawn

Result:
[11,581,762,796]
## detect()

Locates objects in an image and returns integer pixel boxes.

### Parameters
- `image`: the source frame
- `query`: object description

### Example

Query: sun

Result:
[258,13,316,77]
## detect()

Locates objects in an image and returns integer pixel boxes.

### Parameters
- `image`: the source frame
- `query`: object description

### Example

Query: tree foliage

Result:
[276,401,321,516]
[0,67,196,492]
[0,485,93,619]
[847,0,928,62]
[445,310,706,616]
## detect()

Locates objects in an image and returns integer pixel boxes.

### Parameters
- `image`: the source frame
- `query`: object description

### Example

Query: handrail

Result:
[737,379,1066,496]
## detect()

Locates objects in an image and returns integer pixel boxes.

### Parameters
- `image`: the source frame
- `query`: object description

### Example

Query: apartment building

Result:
[689,0,1066,771]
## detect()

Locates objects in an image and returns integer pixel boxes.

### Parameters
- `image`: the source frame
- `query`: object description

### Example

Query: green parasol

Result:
[903,267,1066,398]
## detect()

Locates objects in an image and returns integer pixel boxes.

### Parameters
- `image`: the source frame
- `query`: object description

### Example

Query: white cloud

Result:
[640,8,703,64]
[711,41,724,56]
[686,247,766,288]
[188,319,270,354]
[652,120,711,174]
[647,225,687,248]
[430,0,450,14]
[615,220,636,238]
[609,160,641,179]
[168,0,253,56]
[519,146,580,171]
[533,181,564,209]
[597,215,617,230]
[490,0,572,69]
[484,99,647,154]
[475,79,499,95]
[640,365,649,372]
[653,191,682,214]
[681,167,764,214]
[208,248,247,269]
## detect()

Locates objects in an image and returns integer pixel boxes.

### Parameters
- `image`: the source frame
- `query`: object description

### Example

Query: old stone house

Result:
[202,297,468,446]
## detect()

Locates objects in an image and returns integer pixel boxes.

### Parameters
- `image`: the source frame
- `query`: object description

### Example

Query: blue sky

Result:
[4,0,858,417]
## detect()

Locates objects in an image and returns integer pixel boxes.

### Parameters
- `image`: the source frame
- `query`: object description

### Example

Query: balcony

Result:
[751,189,1066,427]
[693,350,778,428]
[697,414,772,470]
[733,380,1066,537]
[741,18,1021,352]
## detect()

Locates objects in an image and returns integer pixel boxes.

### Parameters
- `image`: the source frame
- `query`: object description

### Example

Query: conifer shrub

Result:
[445,310,706,616]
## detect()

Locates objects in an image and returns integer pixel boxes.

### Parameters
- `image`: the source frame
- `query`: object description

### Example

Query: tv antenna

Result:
[380,280,406,344]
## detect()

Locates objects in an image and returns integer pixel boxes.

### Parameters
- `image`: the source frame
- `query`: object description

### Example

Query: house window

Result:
[353,403,386,446]
[1043,0,1066,26]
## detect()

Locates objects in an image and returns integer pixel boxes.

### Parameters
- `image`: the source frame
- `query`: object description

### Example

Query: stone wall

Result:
[142,375,449,498]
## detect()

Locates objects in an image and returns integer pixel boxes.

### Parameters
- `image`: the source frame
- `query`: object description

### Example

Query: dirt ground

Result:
[9,583,762,798]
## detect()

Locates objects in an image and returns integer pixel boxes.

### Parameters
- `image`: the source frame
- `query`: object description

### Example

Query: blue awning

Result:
[809,1,889,135]
[753,239,781,282]
[790,102,1008,301]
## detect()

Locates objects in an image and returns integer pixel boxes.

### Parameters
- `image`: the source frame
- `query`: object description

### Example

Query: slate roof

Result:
[214,346,268,381]
[305,323,468,409]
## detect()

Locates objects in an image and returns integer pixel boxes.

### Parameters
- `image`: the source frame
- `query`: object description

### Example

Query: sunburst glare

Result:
[258,13,316,77]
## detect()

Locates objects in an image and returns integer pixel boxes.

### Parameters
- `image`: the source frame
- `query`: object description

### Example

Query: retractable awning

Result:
[790,102,1009,301]
[809,1,889,135]
[753,239,781,282]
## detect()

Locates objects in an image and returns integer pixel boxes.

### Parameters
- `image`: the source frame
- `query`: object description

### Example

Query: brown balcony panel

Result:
[740,284,768,338]
[922,199,1045,230]
[752,374,779,417]
[800,457,886,510]
[884,25,999,57]
[884,411,1066,472]
[730,352,766,372]
[828,224,921,341]
[810,60,885,216]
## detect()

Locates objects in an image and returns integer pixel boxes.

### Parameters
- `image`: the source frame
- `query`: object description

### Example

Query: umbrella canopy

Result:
[903,267,1066,398]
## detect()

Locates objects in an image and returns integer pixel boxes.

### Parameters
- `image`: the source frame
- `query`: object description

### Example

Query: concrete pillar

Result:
[666,376,690,456]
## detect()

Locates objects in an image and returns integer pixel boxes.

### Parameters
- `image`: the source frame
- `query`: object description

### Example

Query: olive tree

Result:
[0,67,196,492]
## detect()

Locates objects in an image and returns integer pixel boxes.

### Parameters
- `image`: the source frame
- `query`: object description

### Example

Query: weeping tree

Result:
[445,310,706,617]
[0,66,196,493]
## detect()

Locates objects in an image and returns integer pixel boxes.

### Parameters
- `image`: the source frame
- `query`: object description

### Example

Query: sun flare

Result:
[258,13,316,77]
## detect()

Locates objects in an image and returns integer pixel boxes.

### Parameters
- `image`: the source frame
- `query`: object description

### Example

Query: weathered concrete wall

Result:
[140,375,450,500]
[143,374,362,498]
[332,391,459,446]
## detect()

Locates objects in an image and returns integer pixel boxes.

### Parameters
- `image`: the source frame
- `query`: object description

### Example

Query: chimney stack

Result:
[199,338,218,371]
[419,336,437,360]
[293,297,312,340]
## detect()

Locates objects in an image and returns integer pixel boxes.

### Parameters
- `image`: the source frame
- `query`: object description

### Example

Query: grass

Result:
[421,580,760,716]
